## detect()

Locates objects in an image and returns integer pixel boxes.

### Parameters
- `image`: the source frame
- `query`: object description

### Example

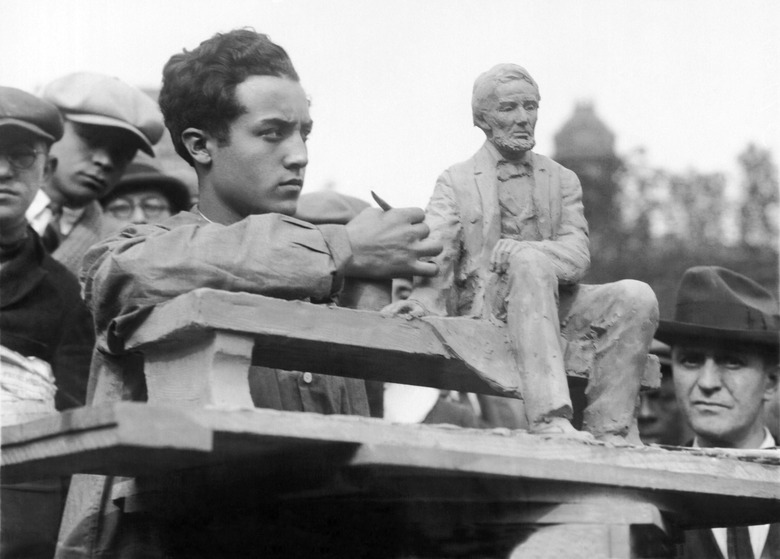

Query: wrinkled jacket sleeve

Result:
[52,296,95,410]
[81,213,352,353]
[408,170,463,316]
[518,165,590,284]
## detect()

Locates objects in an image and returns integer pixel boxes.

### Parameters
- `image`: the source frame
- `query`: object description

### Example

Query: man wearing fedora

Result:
[655,266,779,559]
[25,72,164,275]
[99,155,192,237]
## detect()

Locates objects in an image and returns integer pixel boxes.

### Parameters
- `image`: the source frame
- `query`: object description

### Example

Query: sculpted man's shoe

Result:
[594,430,643,447]
[530,417,594,441]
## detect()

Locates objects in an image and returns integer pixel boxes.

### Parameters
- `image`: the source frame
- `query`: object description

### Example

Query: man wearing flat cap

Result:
[25,72,164,275]
[655,266,779,559]
[0,86,95,559]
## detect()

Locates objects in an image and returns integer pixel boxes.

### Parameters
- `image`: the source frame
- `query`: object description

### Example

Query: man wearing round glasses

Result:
[0,86,95,558]
[99,157,191,237]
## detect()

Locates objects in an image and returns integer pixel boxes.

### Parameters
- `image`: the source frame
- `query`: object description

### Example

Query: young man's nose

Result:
[638,394,656,418]
[91,146,117,172]
[283,135,308,169]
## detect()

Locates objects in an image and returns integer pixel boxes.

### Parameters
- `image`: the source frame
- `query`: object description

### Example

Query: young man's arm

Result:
[83,210,441,352]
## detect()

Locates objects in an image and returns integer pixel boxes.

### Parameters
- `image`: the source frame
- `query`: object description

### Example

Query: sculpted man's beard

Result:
[492,134,535,157]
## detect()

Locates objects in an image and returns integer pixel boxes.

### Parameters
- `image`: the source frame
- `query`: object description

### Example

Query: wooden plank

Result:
[122,289,660,398]
[0,404,215,482]
[3,403,778,527]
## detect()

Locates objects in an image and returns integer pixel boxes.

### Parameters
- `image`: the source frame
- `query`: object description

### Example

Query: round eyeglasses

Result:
[0,148,45,170]
[105,197,171,220]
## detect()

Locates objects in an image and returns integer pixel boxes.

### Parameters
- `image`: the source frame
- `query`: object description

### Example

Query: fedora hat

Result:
[656,266,779,348]
[100,158,191,214]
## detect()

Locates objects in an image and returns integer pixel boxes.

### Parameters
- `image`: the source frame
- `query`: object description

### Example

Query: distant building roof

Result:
[554,101,615,159]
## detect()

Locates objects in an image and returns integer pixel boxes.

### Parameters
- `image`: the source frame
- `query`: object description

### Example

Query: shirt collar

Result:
[692,428,775,449]
[25,190,53,235]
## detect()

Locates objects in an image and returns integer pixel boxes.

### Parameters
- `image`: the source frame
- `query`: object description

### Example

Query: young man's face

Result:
[481,79,539,159]
[672,342,777,448]
[0,129,51,233]
[637,373,689,446]
[206,75,311,223]
[49,121,137,208]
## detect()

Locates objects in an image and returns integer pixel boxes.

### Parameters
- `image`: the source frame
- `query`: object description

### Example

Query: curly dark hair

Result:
[159,28,299,166]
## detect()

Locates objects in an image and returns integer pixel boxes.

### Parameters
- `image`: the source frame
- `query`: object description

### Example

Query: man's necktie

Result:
[40,205,61,252]
[727,525,754,559]
[496,160,530,181]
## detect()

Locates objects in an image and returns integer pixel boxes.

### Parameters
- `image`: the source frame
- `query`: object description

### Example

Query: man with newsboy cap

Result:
[0,86,95,559]
[25,72,164,275]
[655,266,780,559]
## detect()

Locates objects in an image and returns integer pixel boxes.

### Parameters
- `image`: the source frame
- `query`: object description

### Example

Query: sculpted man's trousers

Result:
[486,247,659,436]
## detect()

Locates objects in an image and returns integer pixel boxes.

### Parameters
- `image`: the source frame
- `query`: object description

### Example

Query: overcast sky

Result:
[2,0,778,208]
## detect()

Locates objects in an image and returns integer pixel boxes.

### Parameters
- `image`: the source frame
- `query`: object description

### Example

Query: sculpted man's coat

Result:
[413,142,589,319]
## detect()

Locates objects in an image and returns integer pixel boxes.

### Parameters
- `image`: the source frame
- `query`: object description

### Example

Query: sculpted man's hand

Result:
[345,207,442,279]
[380,299,428,319]
[490,238,529,274]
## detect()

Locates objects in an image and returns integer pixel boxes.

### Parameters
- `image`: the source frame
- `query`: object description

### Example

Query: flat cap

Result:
[43,72,164,156]
[0,86,64,144]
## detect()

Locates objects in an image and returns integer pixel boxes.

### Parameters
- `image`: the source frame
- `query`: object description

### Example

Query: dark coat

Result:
[0,228,94,410]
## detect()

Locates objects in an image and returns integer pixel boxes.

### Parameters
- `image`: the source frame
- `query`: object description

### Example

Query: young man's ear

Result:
[181,128,211,166]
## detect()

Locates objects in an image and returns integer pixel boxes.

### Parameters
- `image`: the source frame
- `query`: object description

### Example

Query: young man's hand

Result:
[345,207,442,279]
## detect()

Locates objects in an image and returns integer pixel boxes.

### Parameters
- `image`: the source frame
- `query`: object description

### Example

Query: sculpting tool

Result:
[371,190,393,211]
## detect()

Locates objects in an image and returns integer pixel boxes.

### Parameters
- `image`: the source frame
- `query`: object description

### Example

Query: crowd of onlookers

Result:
[0,27,777,559]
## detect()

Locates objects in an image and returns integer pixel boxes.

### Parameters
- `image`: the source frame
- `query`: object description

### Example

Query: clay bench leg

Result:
[506,500,673,559]
[142,331,255,408]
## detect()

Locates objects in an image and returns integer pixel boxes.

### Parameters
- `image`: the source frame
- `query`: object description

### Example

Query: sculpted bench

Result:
[110,287,661,408]
[3,288,778,558]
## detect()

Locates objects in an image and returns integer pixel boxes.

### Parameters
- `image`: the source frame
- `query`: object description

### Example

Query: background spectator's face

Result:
[672,343,777,448]
[49,121,137,207]
[392,278,412,302]
[206,76,311,223]
[102,188,172,235]
[481,80,539,158]
[0,130,51,231]
[637,373,690,445]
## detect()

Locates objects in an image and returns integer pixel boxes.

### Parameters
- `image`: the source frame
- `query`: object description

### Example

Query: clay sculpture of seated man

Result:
[384,63,659,444]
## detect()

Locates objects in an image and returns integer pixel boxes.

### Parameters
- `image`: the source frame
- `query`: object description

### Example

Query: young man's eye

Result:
[259,128,284,140]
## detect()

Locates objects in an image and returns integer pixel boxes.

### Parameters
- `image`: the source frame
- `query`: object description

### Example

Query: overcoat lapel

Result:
[532,153,553,240]
[473,144,500,264]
